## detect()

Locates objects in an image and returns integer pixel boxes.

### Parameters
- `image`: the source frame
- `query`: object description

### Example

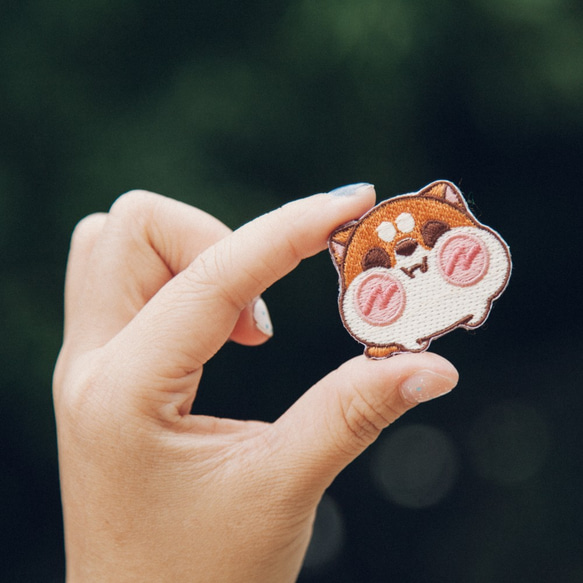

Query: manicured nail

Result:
[399,370,457,404]
[253,298,273,337]
[328,183,374,197]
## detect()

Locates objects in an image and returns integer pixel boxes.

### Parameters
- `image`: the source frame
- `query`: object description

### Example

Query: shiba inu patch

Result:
[328,181,512,359]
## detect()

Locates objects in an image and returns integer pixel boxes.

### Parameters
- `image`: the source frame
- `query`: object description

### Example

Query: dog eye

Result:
[396,212,415,233]
[422,220,450,247]
[362,247,392,271]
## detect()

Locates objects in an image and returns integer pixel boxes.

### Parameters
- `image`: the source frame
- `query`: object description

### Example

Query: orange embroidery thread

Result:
[328,181,512,358]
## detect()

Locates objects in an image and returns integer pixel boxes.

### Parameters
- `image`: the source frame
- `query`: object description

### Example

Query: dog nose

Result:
[395,239,418,256]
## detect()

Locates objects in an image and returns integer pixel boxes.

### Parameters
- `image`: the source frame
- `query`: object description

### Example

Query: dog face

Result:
[328,181,512,358]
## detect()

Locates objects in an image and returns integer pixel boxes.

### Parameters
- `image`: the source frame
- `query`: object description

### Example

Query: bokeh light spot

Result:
[371,424,459,508]
[302,493,345,573]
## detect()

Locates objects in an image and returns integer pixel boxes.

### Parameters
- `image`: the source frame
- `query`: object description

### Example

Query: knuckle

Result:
[70,213,106,247]
[265,207,305,266]
[336,386,398,451]
[55,350,137,443]
[280,232,303,270]
[54,356,105,426]
[184,249,224,291]
[108,190,166,231]
[109,189,158,215]
[185,244,248,310]
[106,190,164,243]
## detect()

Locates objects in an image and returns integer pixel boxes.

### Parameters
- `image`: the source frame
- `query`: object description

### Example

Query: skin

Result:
[53,186,458,582]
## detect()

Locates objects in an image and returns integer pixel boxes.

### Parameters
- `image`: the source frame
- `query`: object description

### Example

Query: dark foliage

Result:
[1,1,583,580]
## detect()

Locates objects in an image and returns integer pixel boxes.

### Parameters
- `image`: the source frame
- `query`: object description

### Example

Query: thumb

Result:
[270,352,458,492]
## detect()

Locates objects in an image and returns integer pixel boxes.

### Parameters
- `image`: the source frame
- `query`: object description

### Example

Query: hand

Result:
[53,185,458,582]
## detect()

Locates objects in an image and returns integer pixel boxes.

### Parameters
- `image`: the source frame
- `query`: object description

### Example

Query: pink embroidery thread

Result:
[438,233,489,287]
[354,272,405,326]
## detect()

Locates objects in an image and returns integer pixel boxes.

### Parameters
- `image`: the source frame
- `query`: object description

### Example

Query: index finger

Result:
[114,184,376,382]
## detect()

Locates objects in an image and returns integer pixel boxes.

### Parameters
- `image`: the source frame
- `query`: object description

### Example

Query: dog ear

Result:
[328,221,357,268]
[420,181,469,212]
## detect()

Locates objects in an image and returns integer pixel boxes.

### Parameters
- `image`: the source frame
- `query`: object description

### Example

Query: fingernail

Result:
[253,297,273,337]
[328,183,374,197]
[399,370,457,404]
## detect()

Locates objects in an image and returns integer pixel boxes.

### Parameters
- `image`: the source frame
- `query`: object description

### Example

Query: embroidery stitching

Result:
[354,271,406,326]
[400,256,428,279]
[328,180,512,358]
[437,233,489,287]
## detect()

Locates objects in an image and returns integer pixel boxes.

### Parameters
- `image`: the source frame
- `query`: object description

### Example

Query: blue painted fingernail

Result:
[399,370,457,404]
[329,183,374,197]
[253,297,273,337]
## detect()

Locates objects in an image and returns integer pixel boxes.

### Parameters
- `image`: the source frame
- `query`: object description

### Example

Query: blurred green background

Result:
[1,0,583,581]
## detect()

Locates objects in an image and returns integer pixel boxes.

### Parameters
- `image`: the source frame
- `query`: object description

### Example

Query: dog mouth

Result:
[400,256,428,279]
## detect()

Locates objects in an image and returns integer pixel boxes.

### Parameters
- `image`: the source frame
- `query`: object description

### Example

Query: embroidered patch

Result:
[328,181,512,359]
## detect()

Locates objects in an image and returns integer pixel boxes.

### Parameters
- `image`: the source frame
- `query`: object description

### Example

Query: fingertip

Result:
[397,353,459,404]
[327,183,375,198]
[398,368,457,405]
[354,351,458,406]
[325,182,376,218]
[327,351,458,442]
[395,351,459,383]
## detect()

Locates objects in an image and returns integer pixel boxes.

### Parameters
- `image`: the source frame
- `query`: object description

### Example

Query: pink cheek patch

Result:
[354,271,406,326]
[438,233,489,287]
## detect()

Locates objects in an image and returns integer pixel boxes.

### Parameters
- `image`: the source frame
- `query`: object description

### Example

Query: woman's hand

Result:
[53,184,458,582]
